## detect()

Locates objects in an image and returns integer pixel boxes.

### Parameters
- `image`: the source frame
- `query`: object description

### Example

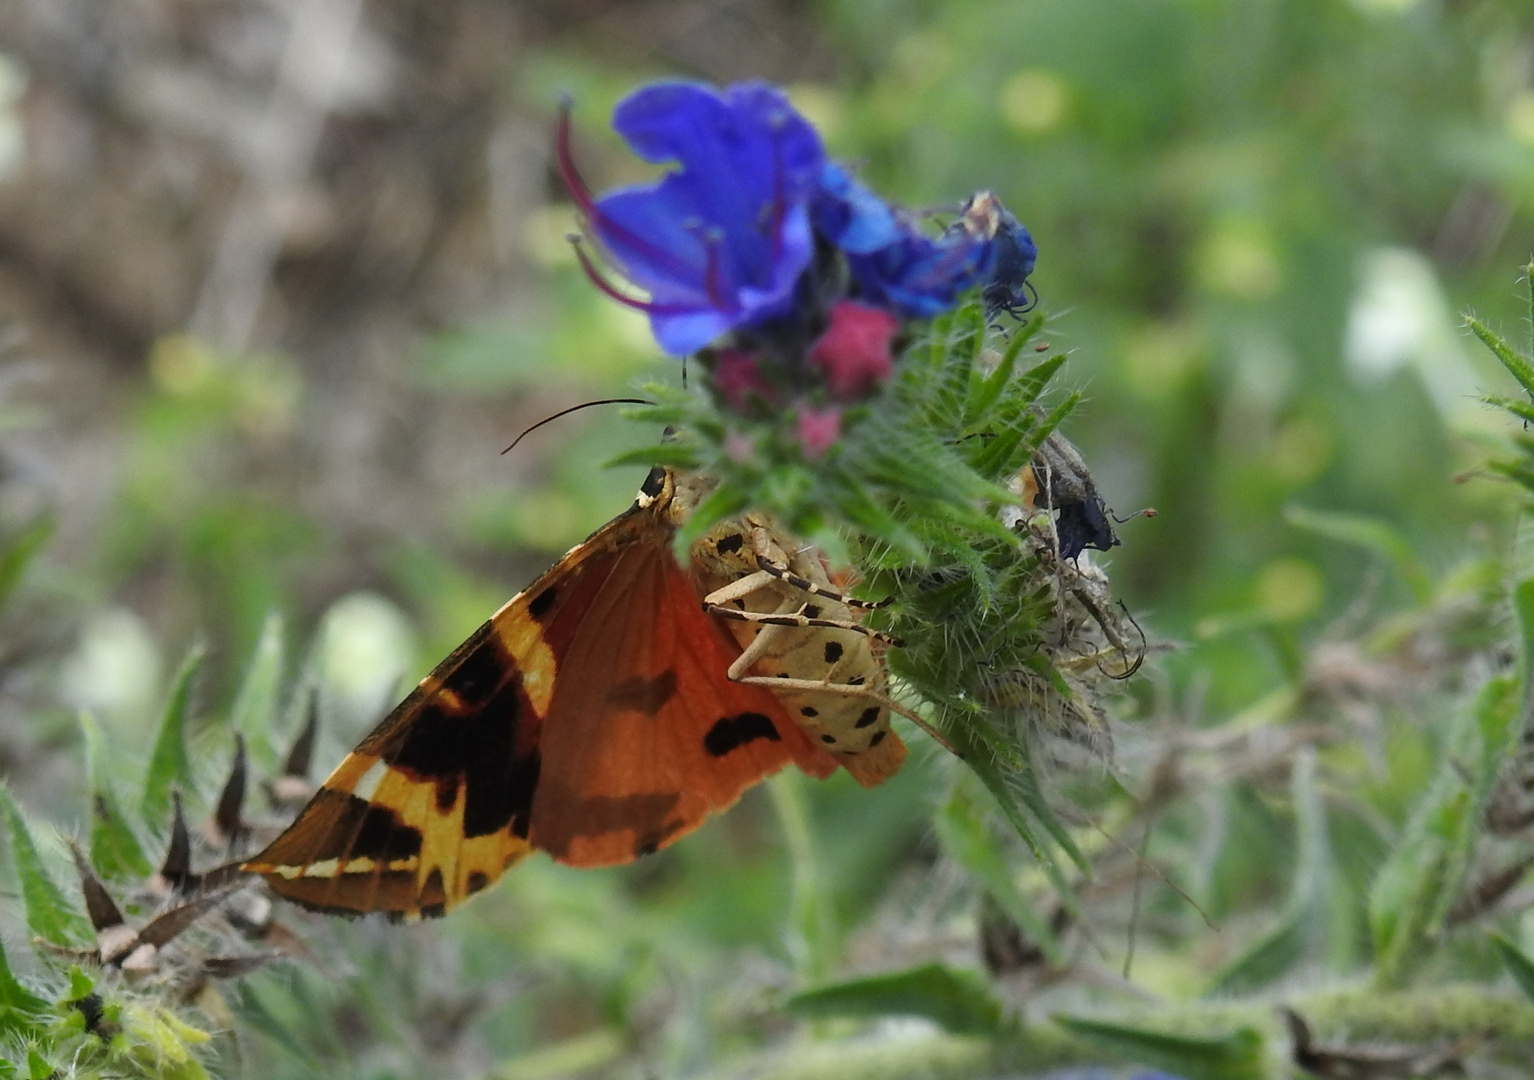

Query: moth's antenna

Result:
[1110,507,1158,524]
[502,398,654,454]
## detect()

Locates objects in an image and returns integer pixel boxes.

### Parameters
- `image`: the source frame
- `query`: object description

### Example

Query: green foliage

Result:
[1050,1017,1267,1080]
[140,645,205,823]
[786,962,1006,1036]
[936,780,1063,964]
[80,714,152,882]
[1492,935,1534,1006]
[1368,675,1520,986]
[0,518,52,616]
[228,613,285,770]
[0,939,47,1033]
[0,785,89,948]
[19,4,1534,1077]
[1204,750,1329,997]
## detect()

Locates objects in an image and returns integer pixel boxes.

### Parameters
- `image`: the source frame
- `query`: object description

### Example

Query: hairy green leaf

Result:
[1468,313,1534,397]
[229,612,286,769]
[1283,506,1430,602]
[785,962,1006,1035]
[0,516,52,615]
[1206,749,1329,995]
[0,934,47,1041]
[1492,935,1534,1005]
[0,784,89,946]
[1369,676,1516,986]
[1052,1016,1266,1080]
[141,645,205,823]
[935,781,1062,963]
[81,713,151,881]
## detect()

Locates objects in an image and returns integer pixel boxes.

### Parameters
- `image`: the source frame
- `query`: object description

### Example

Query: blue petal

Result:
[813,163,903,254]
[847,230,996,318]
[612,81,822,275]
[586,80,825,354]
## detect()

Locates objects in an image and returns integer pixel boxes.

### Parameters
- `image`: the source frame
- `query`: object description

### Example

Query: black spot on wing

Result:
[715,532,744,555]
[529,792,682,860]
[467,871,490,895]
[385,676,538,840]
[502,749,541,839]
[821,734,836,744]
[856,706,881,729]
[869,730,887,747]
[800,706,819,717]
[703,712,780,757]
[439,629,506,707]
[306,791,423,862]
[607,669,678,715]
[419,868,447,919]
[529,586,558,620]
[803,605,821,619]
[823,641,844,664]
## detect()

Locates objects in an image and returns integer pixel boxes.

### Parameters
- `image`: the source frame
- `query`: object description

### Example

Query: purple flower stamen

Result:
[568,237,696,317]
[706,237,732,312]
[555,100,699,287]
[767,139,788,263]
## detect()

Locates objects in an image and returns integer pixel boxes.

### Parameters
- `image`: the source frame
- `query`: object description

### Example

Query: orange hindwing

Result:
[244,468,838,918]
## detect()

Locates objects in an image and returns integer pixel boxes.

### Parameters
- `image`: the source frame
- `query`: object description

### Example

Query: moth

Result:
[243,467,907,919]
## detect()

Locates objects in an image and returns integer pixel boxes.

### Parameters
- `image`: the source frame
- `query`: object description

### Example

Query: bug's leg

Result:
[747,527,893,610]
[701,569,780,609]
[700,568,901,645]
[706,604,903,646]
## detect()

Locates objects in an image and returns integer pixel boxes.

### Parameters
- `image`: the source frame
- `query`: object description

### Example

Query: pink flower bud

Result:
[809,301,898,401]
[796,405,843,458]
[713,349,775,410]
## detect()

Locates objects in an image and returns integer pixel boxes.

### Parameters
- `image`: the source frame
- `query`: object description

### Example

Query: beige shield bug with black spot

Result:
[690,513,917,787]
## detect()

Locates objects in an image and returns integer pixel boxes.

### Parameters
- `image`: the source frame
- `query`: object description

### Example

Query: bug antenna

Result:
[502,398,655,454]
[1110,506,1158,524]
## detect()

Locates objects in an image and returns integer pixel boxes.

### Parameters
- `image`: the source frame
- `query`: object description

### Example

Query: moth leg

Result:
[747,527,893,610]
[733,674,961,758]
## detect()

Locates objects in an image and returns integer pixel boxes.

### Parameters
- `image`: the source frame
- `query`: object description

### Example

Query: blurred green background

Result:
[3,0,1534,1077]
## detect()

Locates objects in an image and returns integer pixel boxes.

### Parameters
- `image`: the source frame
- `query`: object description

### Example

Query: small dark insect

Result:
[953,190,1039,322]
[1027,431,1120,561]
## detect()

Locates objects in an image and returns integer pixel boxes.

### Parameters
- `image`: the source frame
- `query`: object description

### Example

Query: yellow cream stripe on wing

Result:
[366,766,528,910]
[490,586,558,715]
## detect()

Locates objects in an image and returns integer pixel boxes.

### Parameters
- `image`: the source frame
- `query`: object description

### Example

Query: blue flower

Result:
[558,81,825,357]
[563,81,1038,362]
[815,165,998,318]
